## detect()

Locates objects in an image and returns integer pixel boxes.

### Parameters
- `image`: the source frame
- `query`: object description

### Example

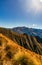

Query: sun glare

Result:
[40,0,42,2]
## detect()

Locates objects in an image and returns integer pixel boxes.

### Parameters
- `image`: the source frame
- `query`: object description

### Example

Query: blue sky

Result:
[0,0,42,28]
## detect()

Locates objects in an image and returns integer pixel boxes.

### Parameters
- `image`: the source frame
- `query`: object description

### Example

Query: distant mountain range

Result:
[11,27,42,38]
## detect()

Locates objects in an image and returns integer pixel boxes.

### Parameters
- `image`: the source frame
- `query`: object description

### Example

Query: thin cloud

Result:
[28,24,39,28]
[32,24,37,27]
[18,0,42,14]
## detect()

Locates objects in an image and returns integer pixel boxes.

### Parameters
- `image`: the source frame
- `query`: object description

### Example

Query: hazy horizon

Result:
[0,0,42,29]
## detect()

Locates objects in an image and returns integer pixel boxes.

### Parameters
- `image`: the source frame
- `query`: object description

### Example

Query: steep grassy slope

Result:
[0,27,42,55]
[0,34,42,65]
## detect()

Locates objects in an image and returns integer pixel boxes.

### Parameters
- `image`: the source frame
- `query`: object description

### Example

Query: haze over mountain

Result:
[12,27,42,38]
[0,27,42,55]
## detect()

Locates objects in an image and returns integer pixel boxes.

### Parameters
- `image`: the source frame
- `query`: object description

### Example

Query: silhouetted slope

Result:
[36,36,42,43]
[0,27,42,55]
[0,34,42,65]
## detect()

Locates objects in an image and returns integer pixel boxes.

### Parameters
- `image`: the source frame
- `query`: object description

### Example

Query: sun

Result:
[40,0,42,2]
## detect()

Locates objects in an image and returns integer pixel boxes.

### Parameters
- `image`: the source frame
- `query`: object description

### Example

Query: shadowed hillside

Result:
[0,34,42,65]
[0,27,42,55]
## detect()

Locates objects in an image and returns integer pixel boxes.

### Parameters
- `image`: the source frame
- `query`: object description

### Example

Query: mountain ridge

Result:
[0,27,42,55]
[0,33,42,65]
[11,26,42,38]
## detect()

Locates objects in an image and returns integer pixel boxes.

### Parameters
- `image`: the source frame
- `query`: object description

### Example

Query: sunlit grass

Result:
[0,34,42,65]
